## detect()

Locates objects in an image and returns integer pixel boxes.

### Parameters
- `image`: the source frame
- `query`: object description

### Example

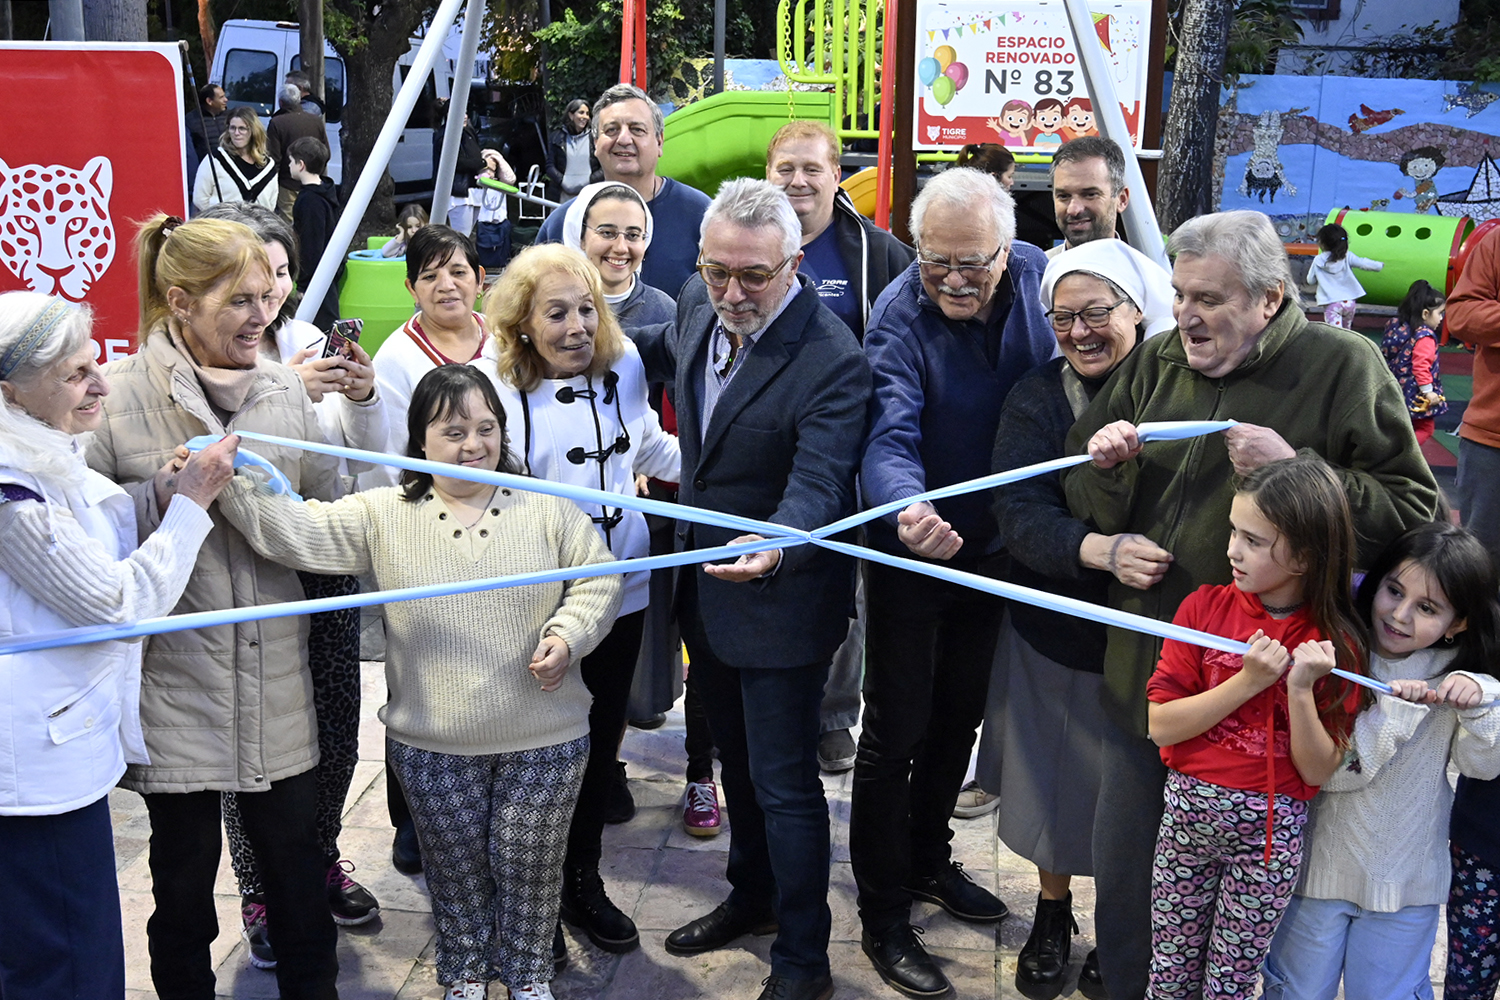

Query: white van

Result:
[210,18,488,198]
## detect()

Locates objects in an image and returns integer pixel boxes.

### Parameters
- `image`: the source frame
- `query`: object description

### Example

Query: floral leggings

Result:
[1147,770,1309,1000]
[1323,300,1358,329]
[387,733,588,989]
[1447,840,1500,1000]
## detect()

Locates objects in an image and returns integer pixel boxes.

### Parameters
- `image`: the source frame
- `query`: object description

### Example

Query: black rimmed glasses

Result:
[696,255,795,293]
[584,224,647,244]
[915,244,1005,280]
[1046,298,1131,333]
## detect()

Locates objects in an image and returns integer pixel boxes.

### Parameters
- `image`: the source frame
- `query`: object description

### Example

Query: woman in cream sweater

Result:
[215,363,623,1000]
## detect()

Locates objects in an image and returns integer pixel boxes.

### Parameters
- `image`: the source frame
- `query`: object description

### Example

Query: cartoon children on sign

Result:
[1032,98,1066,146]
[1394,146,1445,213]
[1064,97,1098,139]
[988,100,1034,146]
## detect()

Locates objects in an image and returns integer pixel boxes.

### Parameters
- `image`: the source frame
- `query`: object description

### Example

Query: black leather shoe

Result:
[603,761,636,824]
[756,973,835,1000]
[391,819,421,875]
[664,901,778,955]
[904,861,1008,923]
[552,920,568,974]
[862,925,952,997]
[1078,947,1109,1000]
[1015,893,1077,1000]
[560,862,639,952]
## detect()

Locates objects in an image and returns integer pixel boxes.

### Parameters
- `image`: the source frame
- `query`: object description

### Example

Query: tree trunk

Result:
[198,0,215,65]
[1156,0,1233,234]
[298,0,325,102]
[332,0,430,242]
[81,0,145,40]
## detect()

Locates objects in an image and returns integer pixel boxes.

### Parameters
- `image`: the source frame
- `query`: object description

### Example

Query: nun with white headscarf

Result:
[975,239,1176,999]
[561,181,676,331]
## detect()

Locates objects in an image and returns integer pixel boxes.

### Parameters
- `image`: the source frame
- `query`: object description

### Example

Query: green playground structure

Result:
[656,90,836,197]
[1329,208,1499,306]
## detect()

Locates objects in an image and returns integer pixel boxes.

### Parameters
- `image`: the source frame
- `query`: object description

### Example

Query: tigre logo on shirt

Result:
[813,278,849,299]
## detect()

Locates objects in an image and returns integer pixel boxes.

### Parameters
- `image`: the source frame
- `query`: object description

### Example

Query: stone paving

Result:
[113,658,1448,999]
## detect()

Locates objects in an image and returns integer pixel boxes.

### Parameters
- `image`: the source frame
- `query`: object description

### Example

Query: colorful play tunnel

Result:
[1328,209,1498,305]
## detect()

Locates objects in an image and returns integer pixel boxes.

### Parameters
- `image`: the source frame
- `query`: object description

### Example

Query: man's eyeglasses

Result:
[696,255,795,293]
[915,244,1005,280]
[1046,298,1131,333]
[585,224,646,244]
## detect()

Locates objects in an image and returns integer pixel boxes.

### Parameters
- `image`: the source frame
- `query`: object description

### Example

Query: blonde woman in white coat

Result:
[0,292,236,999]
[486,243,680,958]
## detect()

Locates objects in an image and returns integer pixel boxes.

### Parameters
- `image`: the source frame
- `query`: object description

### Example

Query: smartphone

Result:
[321,318,363,361]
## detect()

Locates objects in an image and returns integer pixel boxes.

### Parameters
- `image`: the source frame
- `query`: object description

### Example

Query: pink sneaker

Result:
[683,780,721,837]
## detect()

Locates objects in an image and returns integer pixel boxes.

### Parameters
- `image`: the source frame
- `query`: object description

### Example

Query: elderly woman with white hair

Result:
[976,239,1174,1000]
[0,292,236,998]
[1062,209,1439,1000]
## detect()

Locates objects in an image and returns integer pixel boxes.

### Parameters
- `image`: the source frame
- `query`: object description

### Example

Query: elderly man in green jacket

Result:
[1061,209,1437,1000]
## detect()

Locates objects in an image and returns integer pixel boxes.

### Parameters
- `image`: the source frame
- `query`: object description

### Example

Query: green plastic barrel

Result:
[1326,209,1473,307]
[339,249,413,357]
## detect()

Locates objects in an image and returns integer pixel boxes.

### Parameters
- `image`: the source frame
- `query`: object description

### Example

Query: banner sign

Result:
[0,43,188,362]
[912,0,1151,153]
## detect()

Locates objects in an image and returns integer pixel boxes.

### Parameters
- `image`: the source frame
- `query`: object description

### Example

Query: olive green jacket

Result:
[1063,302,1438,737]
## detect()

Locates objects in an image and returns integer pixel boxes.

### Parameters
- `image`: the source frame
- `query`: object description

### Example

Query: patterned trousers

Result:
[224,573,363,894]
[387,734,588,988]
[1322,300,1358,329]
[1447,840,1500,1000]
[1147,770,1308,1000]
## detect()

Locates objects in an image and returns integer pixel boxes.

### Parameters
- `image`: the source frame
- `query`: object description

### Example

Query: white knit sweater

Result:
[1297,647,1500,911]
[216,476,623,755]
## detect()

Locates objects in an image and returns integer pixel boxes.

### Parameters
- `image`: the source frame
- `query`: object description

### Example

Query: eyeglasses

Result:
[915,244,1005,280]
[696,255,795,293]
[585,224,646,244]
[226,125,251,133]
[1046,298,1131,333]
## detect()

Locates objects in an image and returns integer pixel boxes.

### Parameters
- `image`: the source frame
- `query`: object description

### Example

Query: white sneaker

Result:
[444,981,487,1000]
[510,984,556,1000]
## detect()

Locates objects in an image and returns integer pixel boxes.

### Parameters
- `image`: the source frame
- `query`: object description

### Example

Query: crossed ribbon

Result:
[0,420,1396,700]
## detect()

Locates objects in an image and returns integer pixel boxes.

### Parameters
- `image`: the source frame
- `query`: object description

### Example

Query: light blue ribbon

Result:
[0,415,1397,699]
[185,436,300,500]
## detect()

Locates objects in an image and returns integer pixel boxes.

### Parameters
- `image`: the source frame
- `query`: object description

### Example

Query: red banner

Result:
[0,43,188,362]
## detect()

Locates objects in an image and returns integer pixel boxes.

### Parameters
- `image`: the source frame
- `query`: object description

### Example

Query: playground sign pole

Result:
[295,0,468,324]
[1060,0,1168,266]
[431,0,486,226]
[875,0,899,230]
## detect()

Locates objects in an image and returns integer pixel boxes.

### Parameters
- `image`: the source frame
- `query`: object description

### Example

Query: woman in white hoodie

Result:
[0,292,235,999]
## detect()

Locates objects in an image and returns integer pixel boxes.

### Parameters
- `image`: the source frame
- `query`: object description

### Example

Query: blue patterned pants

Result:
[1447,840,1500,1000]
[387,734,588,988]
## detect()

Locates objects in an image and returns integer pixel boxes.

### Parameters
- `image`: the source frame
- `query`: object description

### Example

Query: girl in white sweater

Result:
[1263,523,1500,1000]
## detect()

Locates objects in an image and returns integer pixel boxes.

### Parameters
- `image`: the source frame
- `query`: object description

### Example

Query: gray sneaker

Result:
[817,729,857,773]
[952,779,1001,819]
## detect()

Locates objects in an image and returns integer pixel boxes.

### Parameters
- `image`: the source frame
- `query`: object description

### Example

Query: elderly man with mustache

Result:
[851,167,1055,998]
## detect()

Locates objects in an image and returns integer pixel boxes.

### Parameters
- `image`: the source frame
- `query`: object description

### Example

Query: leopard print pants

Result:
[223,573,363,894]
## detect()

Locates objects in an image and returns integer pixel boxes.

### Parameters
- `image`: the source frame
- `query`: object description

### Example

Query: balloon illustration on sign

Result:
[925,44,963,108]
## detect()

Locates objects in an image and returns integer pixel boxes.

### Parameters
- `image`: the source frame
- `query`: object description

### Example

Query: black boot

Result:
[1078,947,1108,1000]
[552,920,569,974]
[560,862,640,952]
[1014,893,1077,1000]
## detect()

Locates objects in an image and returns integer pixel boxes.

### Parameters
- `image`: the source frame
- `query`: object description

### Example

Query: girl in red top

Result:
[1144,456,1366,1000]
[1381,279,1448,445]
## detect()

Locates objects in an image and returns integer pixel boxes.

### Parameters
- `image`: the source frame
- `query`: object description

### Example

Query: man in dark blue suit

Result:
[634,178,872,1000]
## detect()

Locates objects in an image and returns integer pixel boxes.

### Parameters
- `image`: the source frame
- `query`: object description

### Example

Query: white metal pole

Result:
[431,0,485,225]
[295,0,467,324]
[1060,0,1170,269]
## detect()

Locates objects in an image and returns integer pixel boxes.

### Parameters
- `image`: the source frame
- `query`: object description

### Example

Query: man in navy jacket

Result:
[633,179,871,1000]
[851,167,1055,997]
